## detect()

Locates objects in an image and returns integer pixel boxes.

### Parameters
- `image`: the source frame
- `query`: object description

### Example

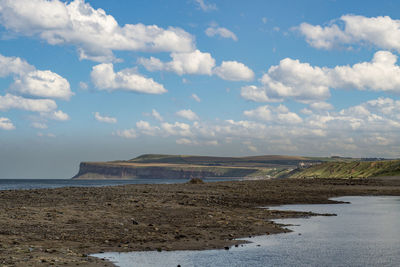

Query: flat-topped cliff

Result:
[72,154,319,179]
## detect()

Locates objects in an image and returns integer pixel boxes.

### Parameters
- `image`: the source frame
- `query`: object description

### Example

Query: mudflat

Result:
[1,178,400,266]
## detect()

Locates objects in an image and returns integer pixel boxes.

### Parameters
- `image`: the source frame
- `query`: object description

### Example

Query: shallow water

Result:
[92,196,400,267]
[0,178,242,191]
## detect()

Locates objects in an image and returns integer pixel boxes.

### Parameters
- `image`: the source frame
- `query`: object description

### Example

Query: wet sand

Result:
[1,177,400,266]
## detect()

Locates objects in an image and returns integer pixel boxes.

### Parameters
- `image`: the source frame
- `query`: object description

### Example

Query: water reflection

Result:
[92,196,400,267]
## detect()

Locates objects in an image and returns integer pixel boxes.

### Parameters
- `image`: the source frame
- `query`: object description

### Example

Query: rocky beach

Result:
[1,177,400,266]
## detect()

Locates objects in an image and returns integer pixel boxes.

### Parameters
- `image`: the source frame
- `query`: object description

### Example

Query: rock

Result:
[224,246,230,250]
[188,178,204,184]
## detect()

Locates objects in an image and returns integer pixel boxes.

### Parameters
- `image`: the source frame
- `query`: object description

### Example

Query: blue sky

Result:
[1,0,400,178]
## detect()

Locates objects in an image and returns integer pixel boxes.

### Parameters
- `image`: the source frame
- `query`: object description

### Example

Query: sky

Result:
[1,0,400,178]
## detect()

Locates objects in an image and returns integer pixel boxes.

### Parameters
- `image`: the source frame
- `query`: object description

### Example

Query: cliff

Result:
[72,162,263,179]
[72,154,315,179]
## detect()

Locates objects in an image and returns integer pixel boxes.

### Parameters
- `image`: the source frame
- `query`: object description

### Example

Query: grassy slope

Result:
[289,160,400,178]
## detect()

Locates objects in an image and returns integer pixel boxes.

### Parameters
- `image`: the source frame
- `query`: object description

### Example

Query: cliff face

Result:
[72,162,258,179]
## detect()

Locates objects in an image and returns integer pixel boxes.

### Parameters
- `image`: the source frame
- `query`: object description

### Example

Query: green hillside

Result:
[289,160,400,178]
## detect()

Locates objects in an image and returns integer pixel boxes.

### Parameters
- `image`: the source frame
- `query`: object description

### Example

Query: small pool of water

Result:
[92,196,400,267]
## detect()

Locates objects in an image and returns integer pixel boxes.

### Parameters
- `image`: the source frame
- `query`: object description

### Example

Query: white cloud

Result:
[259,57,331,102]
[112,97,400,157]
[140,52,254,82]
[240,85,281,102]
[0,54,34,77]
[91,63,166,94]
[0,0,196,62]
[139,50,215,76]
[151,109,163,121]
[31,122,48,129]
[329,51,400,92]
[136,120,160,136]
[194,0,217,11]
[0,93,57,112]
[44,110,70,121]
[243,105,272,121]
[309,102,334,111]
[191,93,201,102]
[205,26,238,41]
[161,122,192,137]
[114,129,137,139]
[214,61,254,81]
[242,51,400,103]
[0,117,15,130]
[244,104,303,124]
[0,53,73,100]
[94,112,117,124]
[11,70,72,100]
[298,15,400,52]
[176,109,199,121]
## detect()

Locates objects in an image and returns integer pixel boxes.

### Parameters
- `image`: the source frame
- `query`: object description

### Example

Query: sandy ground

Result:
[1,177,400,266]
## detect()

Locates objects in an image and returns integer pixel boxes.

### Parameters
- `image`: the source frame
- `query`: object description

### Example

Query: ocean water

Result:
[93,196,400,267]
[0,178,242,191]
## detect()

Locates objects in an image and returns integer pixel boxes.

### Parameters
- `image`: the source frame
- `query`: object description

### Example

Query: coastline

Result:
[1,178,400,266]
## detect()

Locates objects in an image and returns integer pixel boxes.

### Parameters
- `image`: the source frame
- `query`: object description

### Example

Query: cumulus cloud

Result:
[0,53,72,100]
[0,54,71,125]
[309,102,334,111]
[91,63,166,94]
[11,70,72,100]
[136,120,160,136]
[191,93,201,102]
[114,129,137,139]
[205,26,238,41]
[139,50,215,75]
[112,97,400,156]
[161,122,192,137]
[94,112,117,124]
[194,0,217,11]
[0,54,34,77]
[214,61,254,81]
[242,51,400,103]
[240,85,281,102]
[176,109,199,121]
[0,0,195,62]
[298,15,400,52]
[140,53,254,82]
[244,104,303,124]
[44,110,70,121]
[0,93,57,112]
[0,117,15,130]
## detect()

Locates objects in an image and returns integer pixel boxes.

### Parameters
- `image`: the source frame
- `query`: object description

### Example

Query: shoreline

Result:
[1,178,400,266]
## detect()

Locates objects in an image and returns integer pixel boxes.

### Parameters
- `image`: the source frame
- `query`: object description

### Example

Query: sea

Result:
[0,178,242,191]
[93,196,400,267]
